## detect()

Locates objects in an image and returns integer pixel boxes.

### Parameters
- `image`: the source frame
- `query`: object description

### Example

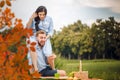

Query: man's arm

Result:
[47,54,56,70]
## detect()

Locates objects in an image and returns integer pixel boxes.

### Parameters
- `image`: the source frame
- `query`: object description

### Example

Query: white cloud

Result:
[77,0,110,8]
[77,0,120,14]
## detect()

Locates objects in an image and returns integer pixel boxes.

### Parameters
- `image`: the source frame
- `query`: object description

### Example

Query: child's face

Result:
[38,12,46,20]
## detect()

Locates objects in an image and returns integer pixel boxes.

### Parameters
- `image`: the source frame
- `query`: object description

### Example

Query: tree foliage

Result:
[51,18,120,59]
[0,0,38,79]
[91,17,120,59]
[51,20,93,59]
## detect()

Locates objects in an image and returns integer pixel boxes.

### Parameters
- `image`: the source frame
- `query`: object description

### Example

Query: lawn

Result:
[58,59,120,80]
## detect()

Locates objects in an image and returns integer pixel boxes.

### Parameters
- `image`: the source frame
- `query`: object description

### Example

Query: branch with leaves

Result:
[0,0,40,79]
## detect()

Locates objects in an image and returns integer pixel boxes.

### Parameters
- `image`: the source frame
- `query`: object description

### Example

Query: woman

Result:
[26,6,54,72]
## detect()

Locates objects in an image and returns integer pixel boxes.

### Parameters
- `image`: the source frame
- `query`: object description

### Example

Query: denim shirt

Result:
[27,43,51,72]
[31,16,54,36]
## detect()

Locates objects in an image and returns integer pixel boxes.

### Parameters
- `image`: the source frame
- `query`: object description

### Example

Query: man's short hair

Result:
[36,30,46,37]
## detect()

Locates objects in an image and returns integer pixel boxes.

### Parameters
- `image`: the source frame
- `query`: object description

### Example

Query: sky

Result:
[10,0,120,31]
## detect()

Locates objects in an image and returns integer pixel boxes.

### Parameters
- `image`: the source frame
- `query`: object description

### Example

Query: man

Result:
[27,30,66,76]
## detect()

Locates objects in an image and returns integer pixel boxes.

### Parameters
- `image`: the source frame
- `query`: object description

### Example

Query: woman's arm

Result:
[46,34,51,40]
[47,17,54,39]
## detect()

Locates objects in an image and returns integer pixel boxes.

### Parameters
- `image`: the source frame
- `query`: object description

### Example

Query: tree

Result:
[91,17,120,59]
[52,20,93,59]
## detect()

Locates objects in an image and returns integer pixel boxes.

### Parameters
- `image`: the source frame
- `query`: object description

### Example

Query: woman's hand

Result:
[26,12,37,28]
[30,12,37,19]
[45,34,51,41]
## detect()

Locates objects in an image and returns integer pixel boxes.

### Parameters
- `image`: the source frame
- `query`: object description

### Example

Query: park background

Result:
[0,0,120,80]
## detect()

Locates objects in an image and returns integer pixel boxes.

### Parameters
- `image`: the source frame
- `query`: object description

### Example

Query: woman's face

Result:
[38,11,46,21]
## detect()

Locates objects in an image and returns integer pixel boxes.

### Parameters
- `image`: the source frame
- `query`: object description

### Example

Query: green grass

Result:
[58,59,120,80]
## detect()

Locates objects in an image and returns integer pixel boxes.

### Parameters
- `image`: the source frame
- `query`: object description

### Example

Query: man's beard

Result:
[38,42,45,47]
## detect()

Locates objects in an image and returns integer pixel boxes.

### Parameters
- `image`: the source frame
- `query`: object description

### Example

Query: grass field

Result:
[56,59,120,80]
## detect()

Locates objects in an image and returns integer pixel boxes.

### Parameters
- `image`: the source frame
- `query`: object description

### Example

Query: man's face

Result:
[38,12,46,21]
[37,34,46,47]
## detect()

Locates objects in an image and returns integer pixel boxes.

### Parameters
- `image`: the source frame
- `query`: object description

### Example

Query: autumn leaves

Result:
[0,0,35,79]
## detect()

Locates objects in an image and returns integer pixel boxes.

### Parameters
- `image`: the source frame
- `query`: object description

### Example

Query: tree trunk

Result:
[68,53,71,60]
[110,52,113,59]
[88,54,90,60]
[102,53,105,59]
[78,55,81,60]
[94,53,97,59]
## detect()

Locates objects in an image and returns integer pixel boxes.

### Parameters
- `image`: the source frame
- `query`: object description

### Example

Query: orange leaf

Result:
[5,17,10,22]
[25,28,33,37]
[21,69,28,74]
[0,1,5,7]
[6,0,11,6]
[15,18,18,22]
[32,71,41,78]
[27,40,30,44]
[30,46,36,52]
[0,8,1,12]
[10,13,15,18]
[0,43,7,52]
[0,34,3,42]
[7,21,12,27]
[25,47,28,53]
[0,23,2,28]
[4,7,10,14]
[28,65,33,69]
[17,19,22,22]
[30,42,36,46]
[14,23,23,28]
[4,33,11,41]
[9,55,14,60]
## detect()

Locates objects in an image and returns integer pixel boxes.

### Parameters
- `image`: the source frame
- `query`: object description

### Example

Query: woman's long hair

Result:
[34,6,47,31]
